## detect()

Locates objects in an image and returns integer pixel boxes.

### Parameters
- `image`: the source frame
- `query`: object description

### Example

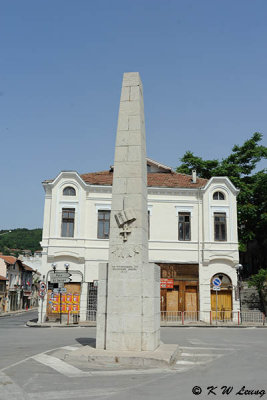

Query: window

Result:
[213,191,225,200]
[178,213,191,241]
[63,186,76,196]
[97,210,110,239]
[148,210,150,240]
[61,208,75,237]
[214,213,227,241]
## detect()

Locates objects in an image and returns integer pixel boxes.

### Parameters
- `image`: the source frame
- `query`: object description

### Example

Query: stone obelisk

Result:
[96,72,160,352]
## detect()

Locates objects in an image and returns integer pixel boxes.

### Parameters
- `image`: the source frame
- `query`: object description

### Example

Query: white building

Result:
[39,158,240,323]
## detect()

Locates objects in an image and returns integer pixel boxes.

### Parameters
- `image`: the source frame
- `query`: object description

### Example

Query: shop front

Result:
[158,263,199,314]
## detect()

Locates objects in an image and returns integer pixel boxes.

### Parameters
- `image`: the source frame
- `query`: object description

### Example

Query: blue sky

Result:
[1,0,266,229]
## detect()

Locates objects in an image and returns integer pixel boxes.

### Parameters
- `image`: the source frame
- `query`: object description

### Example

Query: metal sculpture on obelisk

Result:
[96,72,160,352]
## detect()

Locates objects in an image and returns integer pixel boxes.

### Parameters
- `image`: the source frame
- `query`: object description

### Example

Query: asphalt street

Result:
[0,312,267,400]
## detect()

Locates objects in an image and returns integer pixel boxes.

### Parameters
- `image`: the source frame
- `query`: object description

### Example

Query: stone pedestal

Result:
[96,262,160,351]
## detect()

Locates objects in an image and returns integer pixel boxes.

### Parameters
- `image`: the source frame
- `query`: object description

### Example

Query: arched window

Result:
[63,186,76,196]
[213,191,225,200]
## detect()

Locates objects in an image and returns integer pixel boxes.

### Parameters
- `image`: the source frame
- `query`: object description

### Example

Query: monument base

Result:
[64,343,180,369]
[96,262,161,352]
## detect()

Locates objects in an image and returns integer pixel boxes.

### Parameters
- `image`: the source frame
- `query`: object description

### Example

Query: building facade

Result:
[39,159,240,323]
[0,256,36,312]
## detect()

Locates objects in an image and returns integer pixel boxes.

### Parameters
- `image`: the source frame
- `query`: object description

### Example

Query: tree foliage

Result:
[248,269,267,313]
[0,228,42,255]
[176,133,267,274]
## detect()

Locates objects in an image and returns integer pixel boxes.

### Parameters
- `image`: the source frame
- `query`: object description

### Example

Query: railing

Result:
[86,310,97,321]
[160,310,265,326]
[240,311,265,324]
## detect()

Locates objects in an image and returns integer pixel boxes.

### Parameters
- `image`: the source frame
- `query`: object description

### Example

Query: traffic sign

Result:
[50,277,72,283]
[212,277,222,287]
[213,286,221,291]
[40,282,46,291]
[50,272,71,278]
[53,288,67,293]
[49,272,72,284]
[39,290,45,297]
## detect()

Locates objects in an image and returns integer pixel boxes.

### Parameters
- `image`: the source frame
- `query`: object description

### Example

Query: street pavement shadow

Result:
[75,337,96,347]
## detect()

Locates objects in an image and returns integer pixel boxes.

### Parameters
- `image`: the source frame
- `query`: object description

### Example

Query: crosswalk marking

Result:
[62,345,79,351]
[32,353,89,377]
[180,352,222,358]
[180,346,235,351]
[173,344,234,372]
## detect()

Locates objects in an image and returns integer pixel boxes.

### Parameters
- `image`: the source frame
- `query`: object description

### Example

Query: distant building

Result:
[0,256,36,312]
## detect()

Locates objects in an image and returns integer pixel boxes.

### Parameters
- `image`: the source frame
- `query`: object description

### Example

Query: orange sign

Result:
[61,303,67,313]
[66,294,73,303]
[72,303,80,313]
[51,291,80,314]
[160,279,174,289]
[52,304,59,313]
[73,294,80,303]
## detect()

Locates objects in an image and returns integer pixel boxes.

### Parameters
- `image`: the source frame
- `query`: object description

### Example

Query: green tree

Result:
[176,133,267,274]
[248,269,267,314]
[0,228,42,255]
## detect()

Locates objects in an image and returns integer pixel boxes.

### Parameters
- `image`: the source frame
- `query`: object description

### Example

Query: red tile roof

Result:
[0,256,17,265]
[0,275,7,281]
[80,171,207,188]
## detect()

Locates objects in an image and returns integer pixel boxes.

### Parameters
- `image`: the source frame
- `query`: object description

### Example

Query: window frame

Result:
[63,186,76,196]
[97,210,111,239]
[214,212,227,241]
[148,210,150,240]
[213,191,225,200]
[61,208,75,238]
[178,212,191,241]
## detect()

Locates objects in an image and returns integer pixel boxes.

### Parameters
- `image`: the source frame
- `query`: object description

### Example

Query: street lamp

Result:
[64,263,69,273]
[52,263,57,273]
[234,264,243,317]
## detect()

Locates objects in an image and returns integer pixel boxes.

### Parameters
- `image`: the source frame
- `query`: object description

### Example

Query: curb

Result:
[0,308,38,318]
[26,321,96,328]
[161,324,267,328]
[26,321,266,329]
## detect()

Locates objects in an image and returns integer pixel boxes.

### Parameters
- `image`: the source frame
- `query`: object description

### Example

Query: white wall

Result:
[39,172,240,320]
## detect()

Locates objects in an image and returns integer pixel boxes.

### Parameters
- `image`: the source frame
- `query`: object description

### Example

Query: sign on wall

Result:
[51,292,80,314]
[160,279,174,289]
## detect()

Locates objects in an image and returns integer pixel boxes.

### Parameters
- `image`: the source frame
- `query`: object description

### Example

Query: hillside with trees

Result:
[0,228,42,256]
[176,132,267,277]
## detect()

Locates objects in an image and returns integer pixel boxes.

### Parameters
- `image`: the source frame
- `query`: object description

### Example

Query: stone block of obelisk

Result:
[96,72,160,352]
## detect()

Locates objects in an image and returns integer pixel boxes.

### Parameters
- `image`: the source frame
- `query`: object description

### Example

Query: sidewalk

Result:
[26,319,266,328]
[0,307,38,318]
[26,319,96,328]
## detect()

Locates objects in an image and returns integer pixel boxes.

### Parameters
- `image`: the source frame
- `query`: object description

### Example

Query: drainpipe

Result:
[197,188,201,315]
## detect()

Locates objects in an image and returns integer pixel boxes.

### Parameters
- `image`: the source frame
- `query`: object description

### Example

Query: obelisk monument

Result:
[96,72,160,352]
